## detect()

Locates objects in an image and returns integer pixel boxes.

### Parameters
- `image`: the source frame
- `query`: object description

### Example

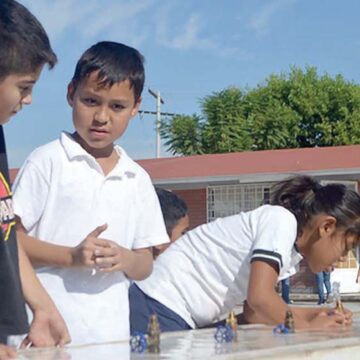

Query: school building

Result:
[9,144,360,294]
[137,144,360,295]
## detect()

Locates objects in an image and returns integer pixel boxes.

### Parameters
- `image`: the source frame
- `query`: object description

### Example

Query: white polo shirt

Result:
[13,132,169,345]
[136,205,303,328]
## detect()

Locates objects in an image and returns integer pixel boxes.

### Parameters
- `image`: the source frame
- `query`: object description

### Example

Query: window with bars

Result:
[207,183,272,222]
[320,180,358,192]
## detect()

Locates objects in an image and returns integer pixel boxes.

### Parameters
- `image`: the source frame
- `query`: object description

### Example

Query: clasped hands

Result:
[71,224,128,272]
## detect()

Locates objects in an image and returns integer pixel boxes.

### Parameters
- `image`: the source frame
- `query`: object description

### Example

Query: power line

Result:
[138,110,178,117]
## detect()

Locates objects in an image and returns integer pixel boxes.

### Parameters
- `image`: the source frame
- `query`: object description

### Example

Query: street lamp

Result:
[148,88,164,158]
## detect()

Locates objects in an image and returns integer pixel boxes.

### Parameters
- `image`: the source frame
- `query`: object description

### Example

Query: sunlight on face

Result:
[0,67,43,125]
[67,71,140,157]
[310,229,359,273]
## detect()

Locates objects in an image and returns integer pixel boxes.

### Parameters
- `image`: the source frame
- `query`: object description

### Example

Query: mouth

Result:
[90,128,109,136]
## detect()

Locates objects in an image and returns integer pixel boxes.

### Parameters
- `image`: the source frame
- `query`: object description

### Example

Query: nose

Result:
[21,93,33,106]
[94,107,109,124]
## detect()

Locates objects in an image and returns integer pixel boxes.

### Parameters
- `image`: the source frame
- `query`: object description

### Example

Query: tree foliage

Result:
[160,66,360,155]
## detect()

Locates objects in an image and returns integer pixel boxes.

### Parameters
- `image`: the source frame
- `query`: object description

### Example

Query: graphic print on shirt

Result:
[0,171,15,241]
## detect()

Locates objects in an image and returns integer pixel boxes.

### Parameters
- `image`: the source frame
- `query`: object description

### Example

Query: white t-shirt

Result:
[13,132,169,345]
[136,205,303,328]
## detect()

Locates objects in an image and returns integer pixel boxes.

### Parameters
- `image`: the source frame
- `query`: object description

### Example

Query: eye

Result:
[19,85,32,96]
[112,103,125,111]
[82,97,97,105]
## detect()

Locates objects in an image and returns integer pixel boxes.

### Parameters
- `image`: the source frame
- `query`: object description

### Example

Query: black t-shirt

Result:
[0,126,28,336]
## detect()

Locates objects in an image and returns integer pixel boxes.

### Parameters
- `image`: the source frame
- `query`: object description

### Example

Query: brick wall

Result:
[173,189,207,230]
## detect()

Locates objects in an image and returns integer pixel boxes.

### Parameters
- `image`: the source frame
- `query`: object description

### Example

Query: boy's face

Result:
[67,71,141,156]
[0,67,43,125]
[170,214,190,242]
[153,214,190,259]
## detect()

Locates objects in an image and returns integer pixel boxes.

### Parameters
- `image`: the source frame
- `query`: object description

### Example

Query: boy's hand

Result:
[0,344,16,360]
[93,240,128,273]
[20,306,71,348]
[71,224,108,267]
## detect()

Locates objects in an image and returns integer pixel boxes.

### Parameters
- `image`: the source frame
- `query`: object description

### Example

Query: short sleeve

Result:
[132,171,169,249]
[250,206,298,274]
[13,159,49,232]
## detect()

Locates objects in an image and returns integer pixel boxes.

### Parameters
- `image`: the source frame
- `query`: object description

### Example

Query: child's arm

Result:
[17,230,75,267]
[18,217,153,280]
[246,261,346,329]
[17,217,108,268]
[17,241,71,347]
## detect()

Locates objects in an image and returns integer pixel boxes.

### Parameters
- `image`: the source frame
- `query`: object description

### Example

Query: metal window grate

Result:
[207,183,273,222]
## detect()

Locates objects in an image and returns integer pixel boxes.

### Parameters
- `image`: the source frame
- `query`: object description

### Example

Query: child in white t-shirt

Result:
[13,41,169,345]
[130,175,360,333]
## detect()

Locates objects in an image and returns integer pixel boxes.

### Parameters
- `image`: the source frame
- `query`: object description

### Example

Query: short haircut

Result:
[0,0,57,81]
[155,187,188,237]
[71,41,145,102]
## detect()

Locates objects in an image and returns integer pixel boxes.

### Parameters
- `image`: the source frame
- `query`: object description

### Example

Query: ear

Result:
[319,216,337,237]
[66,82,75,107]
[130,96,142,117]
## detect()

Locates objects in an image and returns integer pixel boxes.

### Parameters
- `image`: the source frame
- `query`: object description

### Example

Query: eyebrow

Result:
[17,79,36,85]
[84,89,131,101]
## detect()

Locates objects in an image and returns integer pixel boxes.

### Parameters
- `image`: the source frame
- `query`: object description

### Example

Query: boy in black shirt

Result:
[0,0,70,356]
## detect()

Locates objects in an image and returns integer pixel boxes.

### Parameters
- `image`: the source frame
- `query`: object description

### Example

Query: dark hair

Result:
[155,187,188,237]
[71,41,145,102]
[0,0,57,80]
[270,175,360,236]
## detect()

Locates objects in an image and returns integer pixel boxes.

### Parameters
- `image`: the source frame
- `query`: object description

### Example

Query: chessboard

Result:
[18,317,360,360]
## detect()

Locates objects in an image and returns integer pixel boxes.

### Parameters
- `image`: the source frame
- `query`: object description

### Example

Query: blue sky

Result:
[6,0,360,167]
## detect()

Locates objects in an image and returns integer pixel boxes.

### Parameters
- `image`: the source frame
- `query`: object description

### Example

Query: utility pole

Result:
[148,88,164,158]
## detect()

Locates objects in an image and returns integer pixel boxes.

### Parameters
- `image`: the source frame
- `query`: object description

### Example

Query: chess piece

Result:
[147,314,161,353]
[332,282,344,314]
[214,325,234,343]
[284,310,295,333]
[226,311,238,341]
[130,331,147,353]
[335,299,344,313]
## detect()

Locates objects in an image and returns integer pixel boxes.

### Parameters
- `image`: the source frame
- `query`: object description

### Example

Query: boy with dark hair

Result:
[13,41,169,345]
[0,0,70,355]
[153,187,189,258]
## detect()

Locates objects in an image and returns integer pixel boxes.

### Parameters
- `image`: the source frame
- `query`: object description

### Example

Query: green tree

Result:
[160,66,360,155]
[160,114,203,156]
[201,87,252,153]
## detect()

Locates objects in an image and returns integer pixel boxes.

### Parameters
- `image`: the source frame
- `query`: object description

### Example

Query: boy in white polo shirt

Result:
[12,41,169,345]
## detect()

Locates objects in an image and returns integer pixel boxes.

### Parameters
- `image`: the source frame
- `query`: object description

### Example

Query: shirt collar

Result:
[60,131,137,178]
